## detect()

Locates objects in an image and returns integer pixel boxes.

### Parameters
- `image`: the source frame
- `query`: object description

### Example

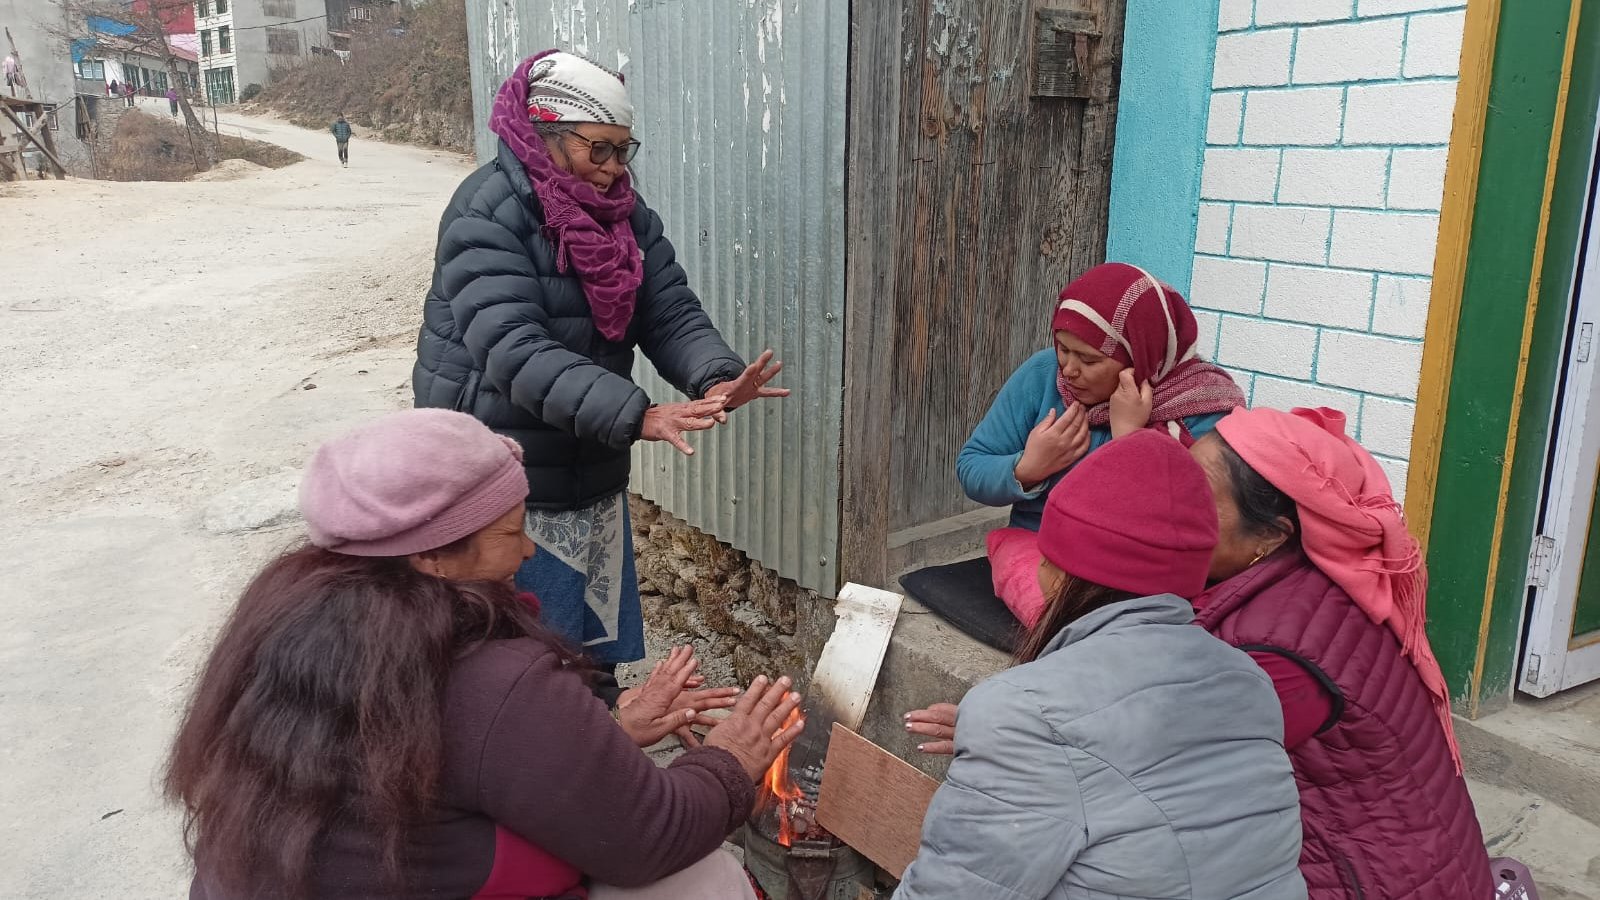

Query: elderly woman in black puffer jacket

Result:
[414,49,785,678]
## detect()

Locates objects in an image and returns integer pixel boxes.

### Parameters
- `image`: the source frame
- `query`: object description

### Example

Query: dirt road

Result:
[0,112,473,897]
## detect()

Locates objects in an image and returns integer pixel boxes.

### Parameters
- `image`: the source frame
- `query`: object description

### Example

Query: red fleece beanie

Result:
[1038,430,1219,599]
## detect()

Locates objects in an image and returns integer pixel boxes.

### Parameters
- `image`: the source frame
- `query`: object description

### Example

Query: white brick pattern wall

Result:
[1190,1,1468,499]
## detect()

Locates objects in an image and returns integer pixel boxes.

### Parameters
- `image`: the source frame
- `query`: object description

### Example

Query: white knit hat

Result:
[526,51,634,129]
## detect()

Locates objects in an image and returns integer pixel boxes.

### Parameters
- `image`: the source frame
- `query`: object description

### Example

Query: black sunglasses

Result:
[565,131,642,166]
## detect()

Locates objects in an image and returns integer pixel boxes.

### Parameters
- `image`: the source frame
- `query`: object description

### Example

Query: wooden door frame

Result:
[1405,0,1600,717]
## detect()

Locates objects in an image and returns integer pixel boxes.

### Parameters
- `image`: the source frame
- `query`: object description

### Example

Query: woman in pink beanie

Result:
[897,430,1305,900]
[166,409,804,900]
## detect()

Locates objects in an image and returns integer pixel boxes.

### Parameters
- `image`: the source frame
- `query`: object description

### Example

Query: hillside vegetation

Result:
[255,0,473,153]
[103,110,303,181]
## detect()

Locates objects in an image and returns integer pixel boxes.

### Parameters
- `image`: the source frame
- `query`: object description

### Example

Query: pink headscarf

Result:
[1052,263,1245,445]
[488,51,642,342]
[1215,406,1461,770]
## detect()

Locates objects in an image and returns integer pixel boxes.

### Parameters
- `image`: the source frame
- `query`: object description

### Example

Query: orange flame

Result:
[761,709,805,846]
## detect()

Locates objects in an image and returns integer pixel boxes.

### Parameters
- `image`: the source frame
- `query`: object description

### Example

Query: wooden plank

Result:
[808,584,902,732]
[816,724,940,880]
[838,0,904,590]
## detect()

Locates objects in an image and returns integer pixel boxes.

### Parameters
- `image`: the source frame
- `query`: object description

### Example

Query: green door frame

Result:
[1406,0,1600,718]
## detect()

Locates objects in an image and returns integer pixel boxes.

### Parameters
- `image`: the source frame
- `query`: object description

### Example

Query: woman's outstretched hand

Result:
[904,703,959,755]
[706,349,790,416]
[641,397,727,455]
[615,646,741,748]
[704,675,805,783]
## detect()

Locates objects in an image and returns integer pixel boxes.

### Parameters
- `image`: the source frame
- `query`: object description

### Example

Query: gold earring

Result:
[1249,549,1268,567]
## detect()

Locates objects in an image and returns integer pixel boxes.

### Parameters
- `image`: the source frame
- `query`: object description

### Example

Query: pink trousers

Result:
[987,527,1047,628]
[589,850,758,900]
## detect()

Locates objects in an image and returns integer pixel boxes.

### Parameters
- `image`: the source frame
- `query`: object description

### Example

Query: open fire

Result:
[757,709,816,846]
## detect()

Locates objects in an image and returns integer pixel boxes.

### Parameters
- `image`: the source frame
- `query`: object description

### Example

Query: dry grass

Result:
[99,111,304,182]
[255,0,472,153]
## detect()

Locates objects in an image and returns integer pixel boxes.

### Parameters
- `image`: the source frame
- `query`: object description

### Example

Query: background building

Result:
[195,0,329,104]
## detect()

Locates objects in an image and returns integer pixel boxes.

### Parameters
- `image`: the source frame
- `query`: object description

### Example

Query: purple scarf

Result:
[488,53,642,342]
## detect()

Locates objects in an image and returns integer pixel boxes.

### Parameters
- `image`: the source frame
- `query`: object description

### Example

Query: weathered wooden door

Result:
[842,0,1126,581]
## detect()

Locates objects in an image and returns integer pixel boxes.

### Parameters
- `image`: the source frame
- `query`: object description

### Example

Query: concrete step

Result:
[1470,779,1600,900]
[1458,679,1600,828]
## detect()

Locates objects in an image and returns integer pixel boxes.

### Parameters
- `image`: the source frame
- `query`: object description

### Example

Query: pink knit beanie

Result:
[299,409,529,557]
[1038,430,1219,598]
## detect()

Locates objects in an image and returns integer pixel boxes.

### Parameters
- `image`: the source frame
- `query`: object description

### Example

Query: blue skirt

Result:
[513,492,644,665]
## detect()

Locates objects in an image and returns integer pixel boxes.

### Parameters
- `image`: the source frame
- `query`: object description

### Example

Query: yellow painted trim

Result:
[1467,0,1585,717]
[1405,0,1503,553]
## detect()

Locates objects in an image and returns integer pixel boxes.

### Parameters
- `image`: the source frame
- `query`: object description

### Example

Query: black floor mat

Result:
[899,557,1023,654]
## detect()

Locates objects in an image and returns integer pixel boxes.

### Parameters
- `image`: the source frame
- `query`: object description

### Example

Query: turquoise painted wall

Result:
[1105,0,1219,294]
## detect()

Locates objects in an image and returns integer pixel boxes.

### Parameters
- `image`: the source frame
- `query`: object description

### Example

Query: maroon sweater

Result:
[190,637,754,899]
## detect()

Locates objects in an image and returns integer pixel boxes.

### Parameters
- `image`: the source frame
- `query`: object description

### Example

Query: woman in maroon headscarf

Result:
[956,262,1245,624]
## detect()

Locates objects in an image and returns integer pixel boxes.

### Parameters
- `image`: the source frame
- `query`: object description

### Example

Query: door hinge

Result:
[1528,534,1560,587]
[1576,321,1593,364]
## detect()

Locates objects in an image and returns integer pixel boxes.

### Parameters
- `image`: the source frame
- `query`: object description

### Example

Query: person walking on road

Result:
[331,113,352,167]
[123,80,136,108]
[167,87,179,117]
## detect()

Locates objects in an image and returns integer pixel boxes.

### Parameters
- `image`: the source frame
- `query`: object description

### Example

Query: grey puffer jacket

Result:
[895,595,1307,900]
[414,140,745,510]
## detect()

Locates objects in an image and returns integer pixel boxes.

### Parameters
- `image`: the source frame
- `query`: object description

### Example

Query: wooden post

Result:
[0,103,66,177]
[838,0,904,591]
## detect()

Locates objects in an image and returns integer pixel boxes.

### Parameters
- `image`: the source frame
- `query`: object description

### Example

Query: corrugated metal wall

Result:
[464,0,848,596]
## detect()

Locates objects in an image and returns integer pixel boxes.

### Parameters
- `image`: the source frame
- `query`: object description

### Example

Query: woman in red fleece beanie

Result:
[897,431,1306,899]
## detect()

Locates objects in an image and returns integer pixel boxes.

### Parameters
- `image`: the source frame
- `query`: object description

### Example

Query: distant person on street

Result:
[108,78,118,98]
[415,50,787,686]
[167,87,179,117]
[331,113,352,167]
[123,80,135,108]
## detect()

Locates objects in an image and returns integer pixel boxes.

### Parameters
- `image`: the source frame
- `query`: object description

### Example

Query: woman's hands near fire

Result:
[705,349,789,420]
[704,675,806,783]
[904,703,959,755]
[641,397,727,456]
[615,646,740,748]
[1014,404,1090,489]
[1109,369,1154,438]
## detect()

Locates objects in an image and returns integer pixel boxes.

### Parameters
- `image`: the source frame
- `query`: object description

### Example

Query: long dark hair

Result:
[1016,574,1139,664]
[1213,434,1300,546]
[164,544,579,896]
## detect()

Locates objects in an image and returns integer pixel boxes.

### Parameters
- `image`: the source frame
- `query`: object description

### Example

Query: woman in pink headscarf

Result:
[1185,406,1493,900]
[957,262,1245,624]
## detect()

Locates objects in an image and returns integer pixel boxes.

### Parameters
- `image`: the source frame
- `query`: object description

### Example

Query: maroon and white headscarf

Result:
[1052,262,1245,445]
[488,51,641,342]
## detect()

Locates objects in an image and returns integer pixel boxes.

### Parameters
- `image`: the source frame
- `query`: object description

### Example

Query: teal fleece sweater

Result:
[956,349,1225,531]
